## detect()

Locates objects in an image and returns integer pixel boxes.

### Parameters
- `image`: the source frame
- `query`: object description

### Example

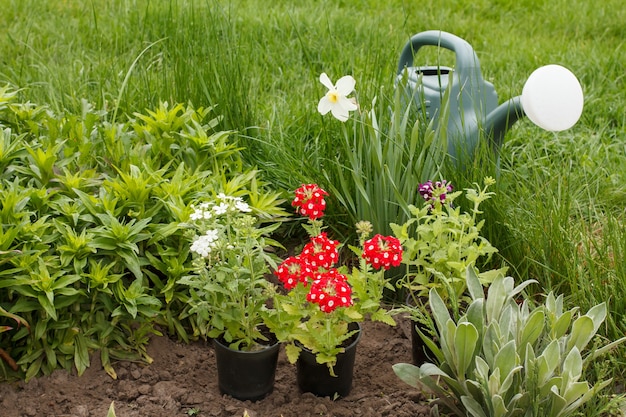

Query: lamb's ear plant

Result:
[393,267,626,417]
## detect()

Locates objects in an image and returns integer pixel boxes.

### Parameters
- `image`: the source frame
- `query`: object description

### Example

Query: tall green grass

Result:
[2,0,626,411]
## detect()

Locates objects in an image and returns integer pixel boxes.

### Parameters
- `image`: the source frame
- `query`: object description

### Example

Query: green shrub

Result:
[0,87,287,380]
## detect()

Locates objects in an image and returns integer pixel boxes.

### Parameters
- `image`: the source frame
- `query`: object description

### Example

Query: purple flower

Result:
[419,180,453,209]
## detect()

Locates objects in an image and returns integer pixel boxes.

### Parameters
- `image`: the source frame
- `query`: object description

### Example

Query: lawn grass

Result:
[2,0,626,412]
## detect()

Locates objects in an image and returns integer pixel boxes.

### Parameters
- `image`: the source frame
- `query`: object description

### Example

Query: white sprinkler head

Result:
[521,64,584,131]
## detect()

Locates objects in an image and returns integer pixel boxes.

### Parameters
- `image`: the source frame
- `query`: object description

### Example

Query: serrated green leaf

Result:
[285,343,301,364]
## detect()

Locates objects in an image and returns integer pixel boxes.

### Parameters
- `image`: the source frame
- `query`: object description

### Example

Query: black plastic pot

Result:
[213,335,280,401]
[296,322,362,398]
[411,320,436,365]
[405,294,437,365]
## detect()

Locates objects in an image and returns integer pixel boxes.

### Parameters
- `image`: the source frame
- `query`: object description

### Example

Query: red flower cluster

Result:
[362,234,403,270]
[275,256,314,290]
[275,183,404,315]
[306,269,353,313]
[292,184,328,220]
[301,233,339,269]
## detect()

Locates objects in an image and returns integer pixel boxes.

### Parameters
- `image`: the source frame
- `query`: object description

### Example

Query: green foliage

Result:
[107,401,116,417]
[177,195,284,351]
[392,178,502,316]
[393,268,626,417]
[0,88,287,380]
[263,200,397,374]
[322,75,448,237]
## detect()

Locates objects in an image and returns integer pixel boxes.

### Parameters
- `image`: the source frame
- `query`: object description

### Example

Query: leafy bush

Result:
[0,87,287,380]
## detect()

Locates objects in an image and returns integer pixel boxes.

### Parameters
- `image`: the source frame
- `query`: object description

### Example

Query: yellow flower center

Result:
[326,91,339,103]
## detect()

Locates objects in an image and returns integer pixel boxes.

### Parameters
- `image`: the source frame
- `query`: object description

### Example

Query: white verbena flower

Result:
[317,72,358,122]
[204,229,219,241]
[213,202,230,215]
[189,209,204,221]
[190,230,218,258]
[235,200,251,212]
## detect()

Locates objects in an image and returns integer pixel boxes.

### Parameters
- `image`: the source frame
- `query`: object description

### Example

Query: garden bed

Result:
[0,318,430,417]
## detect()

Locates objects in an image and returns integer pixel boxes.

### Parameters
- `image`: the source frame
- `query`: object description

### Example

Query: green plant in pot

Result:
[263,184,402,398]
[391,177,504,363]
[178,192,284,401]
[393,267,626,417]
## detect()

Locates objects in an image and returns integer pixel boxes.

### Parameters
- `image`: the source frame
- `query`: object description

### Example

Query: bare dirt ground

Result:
[0,317,431,417]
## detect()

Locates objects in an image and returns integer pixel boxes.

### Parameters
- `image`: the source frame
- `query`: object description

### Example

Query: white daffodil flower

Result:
[317,73,357,122]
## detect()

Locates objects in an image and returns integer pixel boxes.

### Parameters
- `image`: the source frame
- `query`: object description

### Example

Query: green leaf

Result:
[552,310,572,339]
[455,322,479,378]
[485,275,507,323]
[74,333,90,376]
[493,395,510,417]
[284,343,301,364]
[562,347,582,383]
[494,341,518,383]
[519,308,545,355]
[537,340,561,386]
[566,316,594,352]
[563,381,589,405]
[107,401,117,417]
[466,266,484,301]
[585,303,606,334]
[461,396,488,417]
[25,356,44,382]
[37,293,57,321]
[429,287,451,333]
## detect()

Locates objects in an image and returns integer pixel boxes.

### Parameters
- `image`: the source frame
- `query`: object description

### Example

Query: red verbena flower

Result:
[275,256,314,290]
[292,184,329,220]
[300,233,340,270]
[306,269,353,313]
[362,234,403,270]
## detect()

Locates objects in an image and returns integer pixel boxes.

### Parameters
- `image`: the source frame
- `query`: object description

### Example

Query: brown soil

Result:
[0,317,431,417]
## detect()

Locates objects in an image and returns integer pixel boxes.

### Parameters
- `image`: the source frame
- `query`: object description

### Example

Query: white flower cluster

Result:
[188,194,253,258]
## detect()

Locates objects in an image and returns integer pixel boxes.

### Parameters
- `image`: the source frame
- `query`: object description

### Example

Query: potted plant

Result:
[391,177,504,364]
[263,184,402,398]
[178,193,283,401]
[393,267,626,417]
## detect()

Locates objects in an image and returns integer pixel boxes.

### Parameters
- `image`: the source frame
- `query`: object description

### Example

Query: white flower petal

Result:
[319,73,335,90]
[335,75,356,95]
[338,96,358,111]
[331,104,350,122]
[317,97,332,115]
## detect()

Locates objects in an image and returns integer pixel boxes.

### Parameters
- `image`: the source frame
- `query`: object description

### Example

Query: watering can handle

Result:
[397,30,482,81]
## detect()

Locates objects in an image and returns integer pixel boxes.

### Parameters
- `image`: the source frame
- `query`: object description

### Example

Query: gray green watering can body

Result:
[397,30,524,162]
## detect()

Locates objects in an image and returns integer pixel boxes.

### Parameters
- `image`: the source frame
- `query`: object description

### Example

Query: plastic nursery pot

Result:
[296,322,362,398]
[213,333,280,401]
[411,321,436,366]
[405,294,437,366]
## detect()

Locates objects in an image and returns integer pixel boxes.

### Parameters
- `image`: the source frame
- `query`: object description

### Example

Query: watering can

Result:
[397,30,584,162]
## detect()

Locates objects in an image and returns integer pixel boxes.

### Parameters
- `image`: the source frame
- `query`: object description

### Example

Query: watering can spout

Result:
[484,96,525,149]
